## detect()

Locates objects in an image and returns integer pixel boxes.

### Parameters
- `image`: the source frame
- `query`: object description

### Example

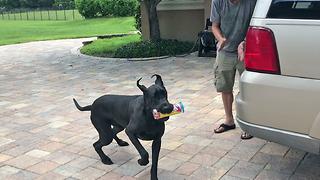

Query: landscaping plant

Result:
[75,0,138,18]
[81,36,199,58]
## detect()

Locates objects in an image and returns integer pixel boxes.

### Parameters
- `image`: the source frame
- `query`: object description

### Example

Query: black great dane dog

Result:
[73,74,173,180]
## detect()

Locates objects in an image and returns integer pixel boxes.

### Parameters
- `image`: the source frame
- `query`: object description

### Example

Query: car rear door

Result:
[242,0,320,138]
[266,0,320,79]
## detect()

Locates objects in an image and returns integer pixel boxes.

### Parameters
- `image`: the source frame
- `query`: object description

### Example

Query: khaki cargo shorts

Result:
[213,52,244,92]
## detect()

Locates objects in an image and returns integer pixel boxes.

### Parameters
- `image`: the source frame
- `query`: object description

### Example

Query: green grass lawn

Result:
[0,17,136,46]
[1,9,83,20]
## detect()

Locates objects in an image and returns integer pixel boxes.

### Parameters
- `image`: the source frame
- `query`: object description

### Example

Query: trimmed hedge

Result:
[75,0,138,18]
[134,3,141,32]
[113,39,198,58]
[75,0,100,18]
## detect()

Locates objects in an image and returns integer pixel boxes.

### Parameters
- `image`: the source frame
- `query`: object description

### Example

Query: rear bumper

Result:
[236,116,320,155]
[235,70,320,154]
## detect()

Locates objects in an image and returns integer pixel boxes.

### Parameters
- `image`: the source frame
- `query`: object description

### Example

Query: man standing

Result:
[210,0,256,139]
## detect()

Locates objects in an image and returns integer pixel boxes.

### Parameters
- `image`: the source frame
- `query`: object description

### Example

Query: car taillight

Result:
[245,26,280,75]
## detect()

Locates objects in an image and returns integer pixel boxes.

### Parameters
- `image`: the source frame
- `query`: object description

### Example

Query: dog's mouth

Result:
[157,117,169,122]
[152,108,172,121]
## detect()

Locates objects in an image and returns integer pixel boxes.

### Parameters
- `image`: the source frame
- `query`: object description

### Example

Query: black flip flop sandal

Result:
[241,133,253,140]
[214,123,236,133]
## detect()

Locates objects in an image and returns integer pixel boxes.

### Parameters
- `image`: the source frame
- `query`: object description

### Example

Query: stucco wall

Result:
[141,0,212,42]
[204,0,212,25]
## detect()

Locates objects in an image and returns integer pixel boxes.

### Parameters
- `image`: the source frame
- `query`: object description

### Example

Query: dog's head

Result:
[137,74,173,120]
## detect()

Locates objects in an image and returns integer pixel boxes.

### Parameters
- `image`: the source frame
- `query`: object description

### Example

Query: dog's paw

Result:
[138,158,149,166]
[102,157,113,165]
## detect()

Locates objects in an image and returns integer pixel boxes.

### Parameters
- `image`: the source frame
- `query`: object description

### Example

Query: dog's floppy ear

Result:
[137,77,147,93]
[152,74,164,86]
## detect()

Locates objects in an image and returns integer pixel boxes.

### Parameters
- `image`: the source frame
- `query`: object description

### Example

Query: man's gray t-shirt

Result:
[210,0,256,56]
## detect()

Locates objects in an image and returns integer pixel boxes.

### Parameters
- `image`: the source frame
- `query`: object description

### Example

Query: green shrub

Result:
[102,0,137,17]
[75,0,100,18]
[53,0,75,9]
[97,0,112,17]
[113,39,198,58]
[80,37,198,58]
[134,3,141,32]
[78,0,138,18]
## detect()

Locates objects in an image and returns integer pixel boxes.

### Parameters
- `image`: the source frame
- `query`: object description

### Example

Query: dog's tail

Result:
[73,98,91,111]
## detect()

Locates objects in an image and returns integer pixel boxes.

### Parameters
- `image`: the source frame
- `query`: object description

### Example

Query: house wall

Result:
[141,0,212,42]
[204,0,212,25]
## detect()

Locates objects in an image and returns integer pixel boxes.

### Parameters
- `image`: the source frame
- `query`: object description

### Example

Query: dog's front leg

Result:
[151,137,161,180]
[125,128,149,166]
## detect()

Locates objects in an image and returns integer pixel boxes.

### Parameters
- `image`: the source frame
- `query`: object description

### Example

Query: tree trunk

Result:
[144,0,161,40]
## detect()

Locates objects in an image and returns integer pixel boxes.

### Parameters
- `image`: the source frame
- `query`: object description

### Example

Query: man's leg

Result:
[222,91,234,125]
[214,92,234,131]
[213,52,237,133]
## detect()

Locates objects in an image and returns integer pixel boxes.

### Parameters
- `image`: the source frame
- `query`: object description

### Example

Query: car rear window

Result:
[267,0,320,19]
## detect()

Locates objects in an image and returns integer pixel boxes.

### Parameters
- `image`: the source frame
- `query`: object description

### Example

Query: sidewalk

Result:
[0,38,319,180]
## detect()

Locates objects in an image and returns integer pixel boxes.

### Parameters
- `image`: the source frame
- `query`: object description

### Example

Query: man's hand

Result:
[238,41,245,61]
[218,38,227,52]
[212,22,226,52]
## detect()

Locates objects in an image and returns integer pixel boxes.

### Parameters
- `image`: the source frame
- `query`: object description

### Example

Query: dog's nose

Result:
[162,104,173,114]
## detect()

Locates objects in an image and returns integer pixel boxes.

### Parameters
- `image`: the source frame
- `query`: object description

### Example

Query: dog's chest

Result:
[137,123,164,140]
[137,131,158,140]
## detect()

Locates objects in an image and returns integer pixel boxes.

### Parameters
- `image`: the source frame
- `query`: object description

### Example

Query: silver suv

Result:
[235,0,320,155]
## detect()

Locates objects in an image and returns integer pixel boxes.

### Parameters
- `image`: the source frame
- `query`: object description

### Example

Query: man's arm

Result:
[212,22,226,52]
[237,41,245,61]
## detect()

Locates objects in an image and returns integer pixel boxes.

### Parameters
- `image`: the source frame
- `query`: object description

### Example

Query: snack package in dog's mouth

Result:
[153,102,184,119]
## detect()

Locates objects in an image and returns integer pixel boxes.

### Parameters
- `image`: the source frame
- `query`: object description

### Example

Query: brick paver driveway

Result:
[0,38,319,180]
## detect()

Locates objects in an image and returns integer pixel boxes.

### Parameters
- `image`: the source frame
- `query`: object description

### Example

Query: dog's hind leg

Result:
[112,125,129,146]
[93,140,113,165]
[91,116,114,165]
